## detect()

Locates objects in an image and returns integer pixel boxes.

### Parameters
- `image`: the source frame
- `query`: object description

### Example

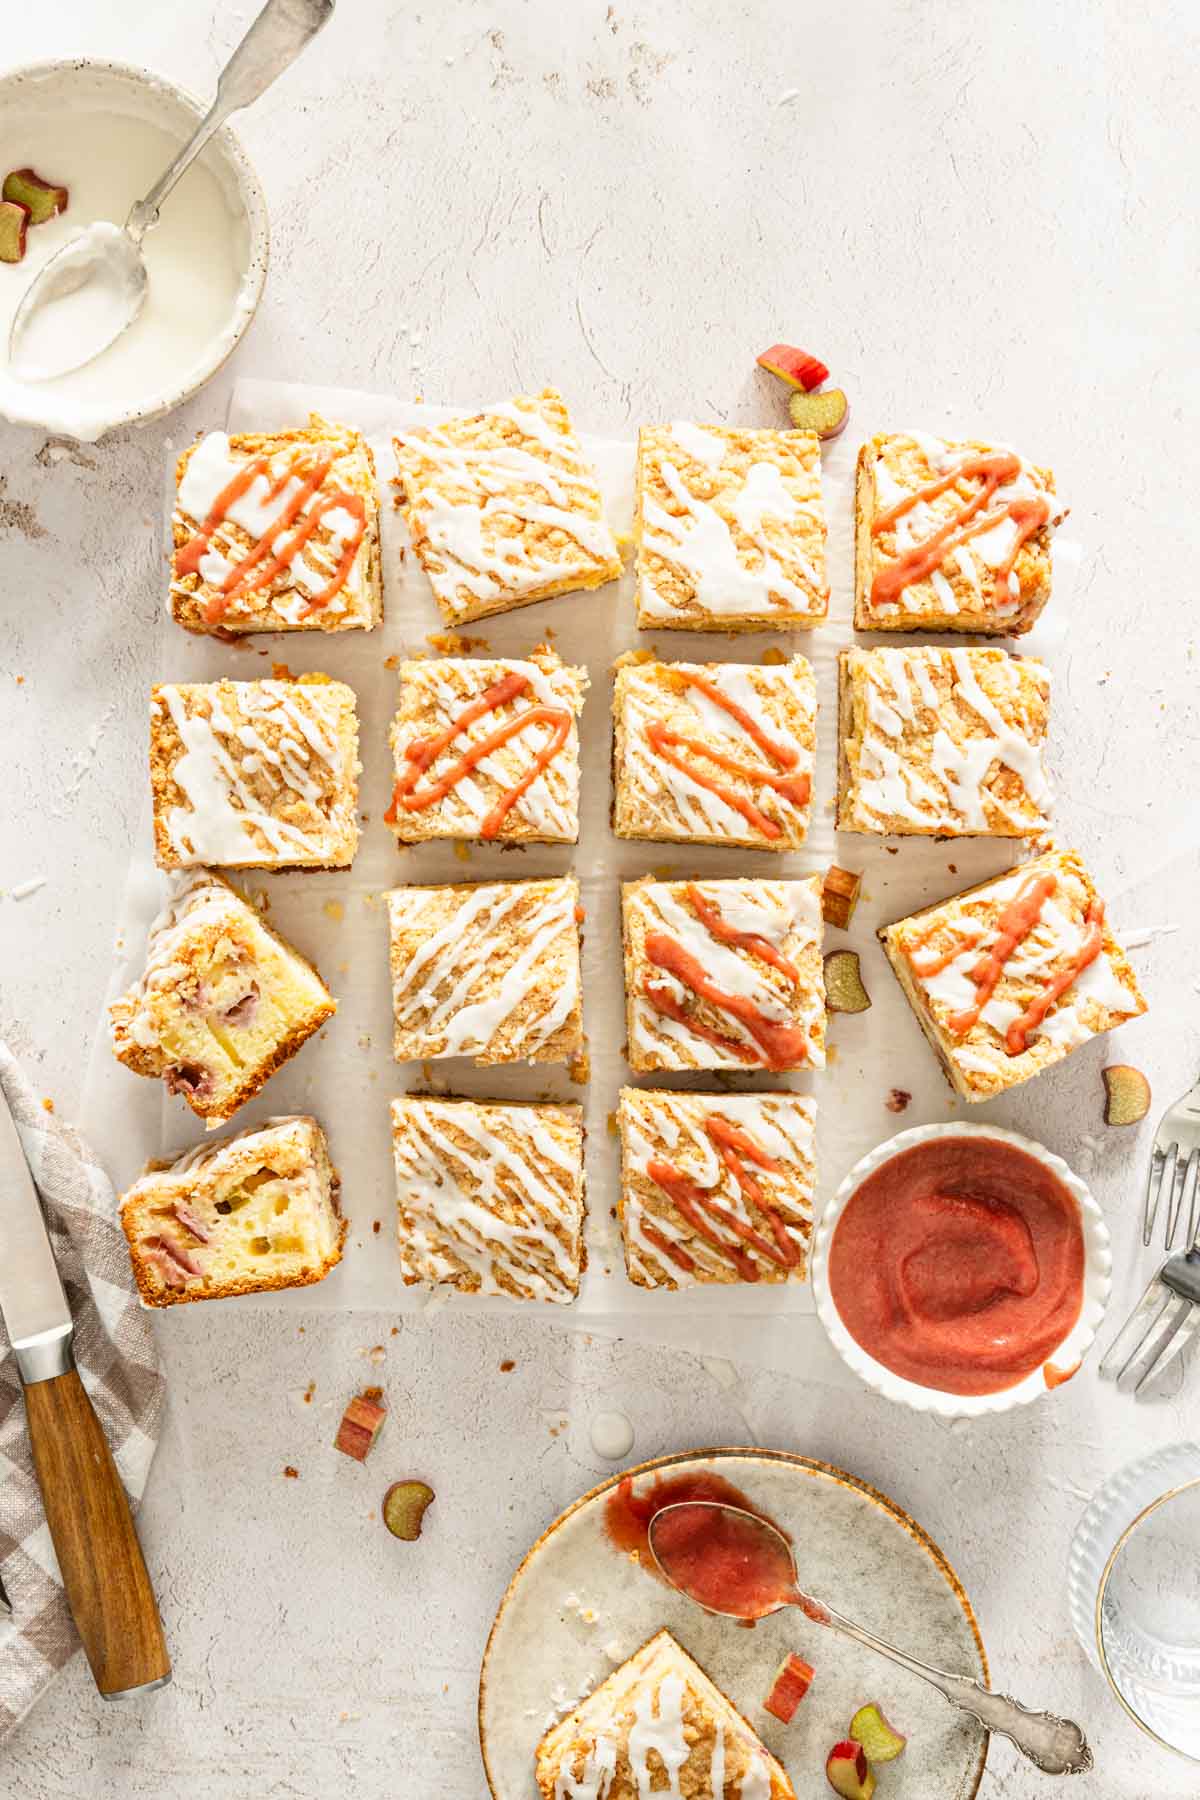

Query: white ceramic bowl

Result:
[0,59,268,439]
[810,1121,1113,1418]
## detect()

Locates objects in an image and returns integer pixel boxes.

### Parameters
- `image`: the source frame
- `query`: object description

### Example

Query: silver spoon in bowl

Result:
[647,1501,1093,1777]
[8,0,333,383]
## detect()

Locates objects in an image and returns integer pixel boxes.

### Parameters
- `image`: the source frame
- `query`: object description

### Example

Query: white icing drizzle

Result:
[619,659,814,843]
[391,1100,582,1302]
[627,1674,689,1800]
[621,1091,815,1286]
[394,398,618,615]
[389,879,580,1062]
[640,450,825,619]
[628,878,823,1070]
[740,1751,773,1800]
[847,648,1051,833]
[155,681,356,867]
[170,429,371,621]
[395,656,583,839]
[553,1737,617,1800]
[667,420,728,468]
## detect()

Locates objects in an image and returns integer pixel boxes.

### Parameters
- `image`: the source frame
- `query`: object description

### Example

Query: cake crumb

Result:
[303,1382,315,1404]
[373,1219,382,1235]
[271,662,296,681]
[323,900,345,922]
[41,1097,54,1113]
[500,1359,516,1372]
[283,1465,299,1479]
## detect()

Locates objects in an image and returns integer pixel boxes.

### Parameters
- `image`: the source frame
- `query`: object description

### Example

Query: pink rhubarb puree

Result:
[829,1136,1084,1396]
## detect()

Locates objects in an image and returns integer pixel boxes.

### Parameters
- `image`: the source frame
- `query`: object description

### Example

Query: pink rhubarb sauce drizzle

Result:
[907,872,1106,1056]
[869,449,1050,611]
[384,669,571,838]
[642,883,810,1070]
[643,1113,803,1284]
[177,453,367,624]
[644,670,811,840]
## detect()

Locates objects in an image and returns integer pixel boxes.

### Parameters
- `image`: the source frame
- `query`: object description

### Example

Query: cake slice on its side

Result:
[535,1628,797,1800]
[119,1116,345,1307]
[109,872,336,1127]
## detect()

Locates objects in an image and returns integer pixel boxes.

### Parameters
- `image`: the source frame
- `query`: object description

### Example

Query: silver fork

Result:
[1100,1216,1200,1398]
[1142,1072,1200,1249]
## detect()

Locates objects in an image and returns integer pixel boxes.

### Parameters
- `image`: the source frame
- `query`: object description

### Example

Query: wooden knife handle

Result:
[24,1368,171,1697]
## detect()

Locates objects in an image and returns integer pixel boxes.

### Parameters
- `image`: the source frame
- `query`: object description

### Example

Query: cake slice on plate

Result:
[119,1116,345,1307]
[110,872,336,1127]
[535,1628,796,1800]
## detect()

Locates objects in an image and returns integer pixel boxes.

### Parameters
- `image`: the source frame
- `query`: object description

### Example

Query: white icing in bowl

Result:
[0,60,268,441]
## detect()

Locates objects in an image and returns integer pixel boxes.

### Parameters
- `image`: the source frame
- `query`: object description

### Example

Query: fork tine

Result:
[1135,1299,1200,1399]
[1164,1145,1186,1249]
[1099,1272,1174,1381]
[1143,1146,1170,1248]
[1181,1149,1200,1251]
[1117,1293,1191,1393]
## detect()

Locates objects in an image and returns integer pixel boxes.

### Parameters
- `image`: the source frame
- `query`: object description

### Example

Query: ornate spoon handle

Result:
[807,1597,1093,1775]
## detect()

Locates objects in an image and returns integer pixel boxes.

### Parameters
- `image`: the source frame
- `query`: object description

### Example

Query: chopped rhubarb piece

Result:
[789,387,849,440]
[2,168,68,225]
[0,200,29,264]
[822,865,862,929]
[848,1703,907,1763]
[763,1652,815,1722]
[172,1202,211,1243]
[1102,1064,1151,1126]
[334,1392,388,1462]
[757,343,830,392]
[382,1480,435,1540]
[824,950,871,1014]
[826,1740,875,1799]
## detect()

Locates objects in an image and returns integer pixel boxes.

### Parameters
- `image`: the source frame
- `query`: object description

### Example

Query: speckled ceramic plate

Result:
[479,1448,988,1799]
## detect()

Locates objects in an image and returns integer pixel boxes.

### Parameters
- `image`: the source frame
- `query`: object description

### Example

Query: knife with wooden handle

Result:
[0,1088,170,1697]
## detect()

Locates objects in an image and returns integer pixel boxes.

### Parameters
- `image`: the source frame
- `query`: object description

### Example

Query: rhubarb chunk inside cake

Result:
[391,1097,585,1302]
[119,1116,345,1306]
[386,646,587,844]
[169,415,381,634]
[109,871,336,1126]
[622,876,824,1073]
[535,1629,796,1800]
[879,846,1147,1101]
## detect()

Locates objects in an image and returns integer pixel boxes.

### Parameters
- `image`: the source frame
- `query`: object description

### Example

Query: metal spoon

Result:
[8,0,334,382]
[647,1502,1093,1777]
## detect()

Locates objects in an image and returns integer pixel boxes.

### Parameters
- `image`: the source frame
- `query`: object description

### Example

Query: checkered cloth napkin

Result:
[0,1044,164,1739]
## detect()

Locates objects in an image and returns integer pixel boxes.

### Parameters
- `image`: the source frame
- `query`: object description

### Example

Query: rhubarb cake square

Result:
[150,675,361,871]
[854,430,1064,634]
[391,388,621,625]
[119,1116,345,1307]
[612,654,816,850]
[634,421,828,630]
[387,876,583,1065]
[622,876,824,1072]
[386,646,587,845]
[391,1096,585,1303]
[618,1088,815,1288]
[879,846,1147,1102]
[169,416,381,635]
[837,645,1052,836]
[109,872,336,1127]
[535,1629,796,1800]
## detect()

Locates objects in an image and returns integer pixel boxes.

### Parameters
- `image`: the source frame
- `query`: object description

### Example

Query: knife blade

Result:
[0,1088,73,1371]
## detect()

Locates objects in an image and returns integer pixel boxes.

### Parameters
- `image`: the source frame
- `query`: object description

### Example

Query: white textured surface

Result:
[1,3,1199,1797]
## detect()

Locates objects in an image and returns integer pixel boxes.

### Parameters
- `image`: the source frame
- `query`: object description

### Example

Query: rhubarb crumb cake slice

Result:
[109,872,336,1127]
[387,876,584,1065]
[392,388,621,625]
[150,675,360,870]
[391,1097,585,1302]
[535,1629,796,1800]
[119,1116,345,1306]
[386,646,587,844]
[837,645,1051,836]
[855,430,1065,634]
[612,655,816,850]
[634,422,828,630]
[622,876,824,1073]
[618,1088,815,1287]
[169,415,381,635]
[879,846,1147,1101]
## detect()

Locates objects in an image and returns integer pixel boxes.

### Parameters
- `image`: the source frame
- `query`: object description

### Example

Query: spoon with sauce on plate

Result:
[8,0,333,382]
[648,1501,1092,1777]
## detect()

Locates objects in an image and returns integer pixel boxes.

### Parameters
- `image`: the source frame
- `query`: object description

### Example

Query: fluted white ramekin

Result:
[810,1122,1112,1418]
